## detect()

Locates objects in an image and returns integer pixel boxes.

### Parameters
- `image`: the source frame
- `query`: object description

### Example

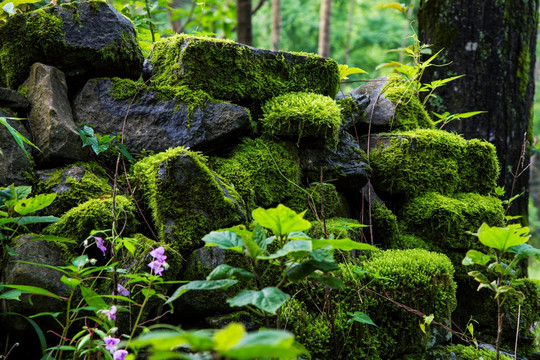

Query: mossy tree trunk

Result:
[237,0,253,45]
[418,0,539,219]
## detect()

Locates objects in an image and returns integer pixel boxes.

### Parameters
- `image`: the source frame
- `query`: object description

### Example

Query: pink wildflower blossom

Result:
[113,349,129,360]
[100,305,117,321]
[94,236,107,256]
[104,336,120,353]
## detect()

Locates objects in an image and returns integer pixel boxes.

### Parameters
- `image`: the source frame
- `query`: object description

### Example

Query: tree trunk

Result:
[418,0,539,219]
[271,0,280,50]
[342,0,354,64]
[318,0,332,58]
[237,0,253,45]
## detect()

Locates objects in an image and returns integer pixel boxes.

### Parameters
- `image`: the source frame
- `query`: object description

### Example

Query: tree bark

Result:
[271,0,281,50]
[318,0,332,58]
[237,0,253,45]
[418,0,539,219]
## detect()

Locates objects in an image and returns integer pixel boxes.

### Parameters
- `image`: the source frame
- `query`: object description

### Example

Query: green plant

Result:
[0,116,39,160]
[0,0,40,22]
[463,222,540,359]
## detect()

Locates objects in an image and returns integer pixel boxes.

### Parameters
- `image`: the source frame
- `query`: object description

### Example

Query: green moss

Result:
[433,344,513,360]
[132,147,246,256]
[44,195,138,246]
[260,92,341,147]
[285,182,350,221]
[148,34,341,105]
[308,217,364,242]
[17,85,29,98]
[336,95,358,122]
[0,8,64,88]
[382,73,435,131]
[369,129,499,196]
[371,200,399,246]
[400,192,505,250]
[37,162,111,216]
[390,233,431,250]
[210,138,301,214]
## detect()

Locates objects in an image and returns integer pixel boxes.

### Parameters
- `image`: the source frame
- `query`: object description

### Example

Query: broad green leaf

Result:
[476,223,529,252]
[0,284,62,299]
[16,215,59,225]
[27,235,76,244]
[462,250,492,266]
[223,329,308,360]
[467,270,490,285]
[252,204,311,236]
[202,231,243,253]
[61,275,81,290]
[373,2,406,14]
[2,2,14,14]
[14,185,31,200]
[286,258,339,282]
[312,238,377,251]
[227,287,290,315]
[166,279,237,305]
[14,193,56,215]
[0,289,22,300]
[206,264,254,281]
[309,273,344,289]
[243,235,261,259]
[347,311,377,326]
[129,330,192,351]
[252,225,267,254]
[508,243,540,260]
[214,323,245,351]
[339,64,367,80]
[257,240,312,260]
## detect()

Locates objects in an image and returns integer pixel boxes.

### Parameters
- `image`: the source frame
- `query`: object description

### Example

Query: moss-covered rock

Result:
[365,129,499,197]
[285,182,350,221]
[308,217,364,242]
[132,147,246,256]
[44,195,137,245]
[146,34,340,105]
[0,0,143,89]
[37,162,111,216]
[260,92,342,147]
[399,192,505,250]
[426,344,514,360]
[210,138,301,214]
[382,73,435,130]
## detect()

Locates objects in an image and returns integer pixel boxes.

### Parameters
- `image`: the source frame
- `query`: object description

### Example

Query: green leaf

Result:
[257,240,312,260]
[467,270,491,285]
[347,311,377,326]
[243,235,261,259]
[0,289,23,300]
[0,284,62,299]
[309,273,344,289]
[476,223,529,252]
[227,287,290,315]
[312,238,377,251]
[462,250,492,266]
[252,204,311,236]
[61,275,81,290]
[507,243,540,260]
[214,323,245,351]
[14,193,56,215]
[286,258,339,282]
[14,185,31,200]
[80,286,107,309]
[0,117,39,159]
[166,279,237,305]
[222,329,308,360]
[202,231,243,253]
[16,215,59,226]
[206,264,254,281]
[27,235,76,244]
[252,225,267,254]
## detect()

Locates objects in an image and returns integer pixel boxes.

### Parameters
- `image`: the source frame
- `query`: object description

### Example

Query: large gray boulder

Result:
[24,63,88,167]
[0,0,143,90]
[73,78,253,154]
[299,130,371,191]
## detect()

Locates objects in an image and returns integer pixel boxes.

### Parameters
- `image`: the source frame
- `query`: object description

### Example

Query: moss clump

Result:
[260,92,342,147]
[371,200,400,247]
[210,138,301,214]
[382,73,435,130]
[428,344,513,360]
[44,195,137,245]
[285,182,350,221]
[389,233,431,250]
[37,162,111,216]
[358,249,457,358]
[399,192,505,250]
[132,147,246,256]
[369,129,499,196]
[148,34,341,104]
[0,7,64,88]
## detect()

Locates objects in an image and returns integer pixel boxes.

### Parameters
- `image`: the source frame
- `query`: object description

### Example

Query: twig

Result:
[514,304,521,360]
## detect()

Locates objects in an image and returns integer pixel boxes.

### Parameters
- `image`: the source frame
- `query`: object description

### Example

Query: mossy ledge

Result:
[147,34,341,105]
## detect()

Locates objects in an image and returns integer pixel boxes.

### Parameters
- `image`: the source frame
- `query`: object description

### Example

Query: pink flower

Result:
[113,349,129,360]
[100,305,117,321]
[148,260,164,276]
[150,246,167,263]
[116,284,129,297]
[104,336,120,353]
[94,236,107,256]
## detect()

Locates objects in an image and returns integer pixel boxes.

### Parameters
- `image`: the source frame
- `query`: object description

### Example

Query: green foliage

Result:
[261,92,342,147]
[285,182,350,221]
[431,344,514,360]
[0,116,39,159]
